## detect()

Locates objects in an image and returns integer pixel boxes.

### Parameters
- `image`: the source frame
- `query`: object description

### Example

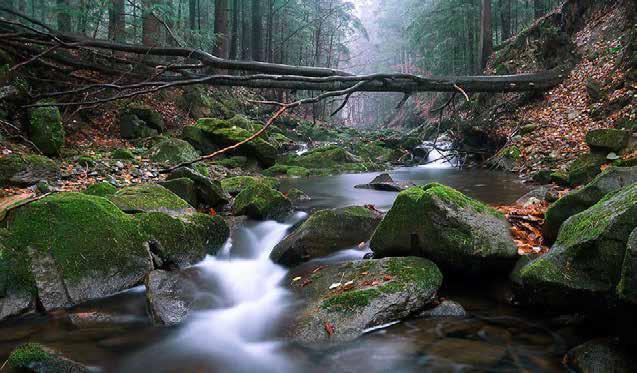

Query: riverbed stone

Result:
[517,183,637,308]
[7,343,92,373]
[145,269,198,325]
[108,183,193,215]
[286,188,311,203]
[159,178,197,207]
[564,339,633,373]
[420,300,466,318]
[567,152,608,186]
[288,257,442,345]
[370,183,517,275]
[146,137,200,165]
[166,167,229,208]
[586,129,631,153]
[220,175,280,196]
[354,173,409,192]
[544,166,637,242]
[0,154,58,187]
[270,206,383,266]
[28,104,65,156]
[232,182,292,220]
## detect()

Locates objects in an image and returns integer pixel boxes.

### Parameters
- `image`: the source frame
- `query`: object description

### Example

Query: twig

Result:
[453,83,470,101]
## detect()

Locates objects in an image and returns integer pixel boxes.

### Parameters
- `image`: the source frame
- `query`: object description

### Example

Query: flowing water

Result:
[0,165,582,372]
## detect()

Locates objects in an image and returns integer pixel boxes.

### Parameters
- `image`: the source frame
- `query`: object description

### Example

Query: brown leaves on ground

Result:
[497,201,550,255]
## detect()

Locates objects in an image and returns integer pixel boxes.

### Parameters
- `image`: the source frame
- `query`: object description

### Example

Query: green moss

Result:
[84,182,117,197]
[28,104,65,156]
[263,164,311,177]
[124,104,164,131]
[8,343,50,369]
[194,163,210,176]
[221,176,280,195]
[585,129,631,152]
[421,183,504,218]
[108,184,191,213]
[0,154,57,186]
[568,153,608,186]
[147,137,199,165]
[215,156,247,169]
[321,288,381,312]
[112,148,135,160]
[501,146,521,160]
[232,183,291,220]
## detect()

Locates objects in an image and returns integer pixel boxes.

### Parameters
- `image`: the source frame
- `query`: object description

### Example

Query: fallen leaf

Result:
[324,322,335,337]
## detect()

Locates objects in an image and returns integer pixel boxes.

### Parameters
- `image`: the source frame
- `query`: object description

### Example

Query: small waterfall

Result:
[418,140,455,169]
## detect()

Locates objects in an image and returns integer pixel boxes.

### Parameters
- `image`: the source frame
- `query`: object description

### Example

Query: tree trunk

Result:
[57,0,71,32]
[534,0,544,18]
[109,0,126,43]
[229,0,239,60]
[241,0,250,60]
[500,0,511,41]
[142,0,161,47]
[213,0,230,58]
[250,0,263,61]
[479,0,493,70]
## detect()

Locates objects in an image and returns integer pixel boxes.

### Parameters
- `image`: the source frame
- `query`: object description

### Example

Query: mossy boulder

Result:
[0,154,58,187]
[288,145,359,169]
[7,343,91,372]
[288,257,442,345]
[618,228,637,304]
[263,164,311,177]
[137,212,229,267]
[232,182,292,221]
[165,167,229,208]
[586,129,631,153]
[83,182,117,197]
[108,184,193,214]
[370,183,517,275]
[567,152,608,186]
[119,105,164,139]
[517,183,637,308]
[215,155,248,169]
[159,177,197,207]
[146,137,200,165]
[220,175,280,196]
[177,86,235,119]
[111,148,135,160]
[27,104,65,156]
[270,206,383,266]
[287,188,310,203]
[544,166,637,242]
[2,193,153,309]
[490,146,521,171]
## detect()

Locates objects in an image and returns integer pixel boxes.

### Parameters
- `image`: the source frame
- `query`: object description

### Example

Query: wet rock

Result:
[370,183,517,275]
[565,339,633,373]
[618,228,637,304]
[146,137,200,165]
[544,166,637,242]
[585,129,631,153]
[159,177,197,207]
[585,79,604,102]
[270,206,383,266]
[427,338,506,366]
[288,257,442,345]
[0,154,58,187]
[7,343,93,372]
[354,173,411,192]
[83,182,117,197]
[220,175,280,196]
[286,188,311,203]
[420,300,466,318]
[145,269,198,325]
[28,104,65,156]
[517,183,637,308]
[1,193,153,314]
[567,152,608,186]
[262,164,311,177]
[516,186,549,206]
[119,105,164,139]
[108,183,194,215]
[232,182,292,221]
[166,167,229,208]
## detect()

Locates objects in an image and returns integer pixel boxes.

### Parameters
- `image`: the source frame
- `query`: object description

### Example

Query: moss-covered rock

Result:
[8,343,91,372]
[567,152,608,186]
[517,183,637,308]
[370,183,517,275]
[159,177,197,207]
[586,129,631,153]
[287,145,359,169]
[262,164,311,177]
[111,148,135,160]
[270,206,383,266]
[618,228,637,304]
[177,86,235,119]
[137,211,228,266]
[288,257,442,345]
[125,104,164,132]
[83,182,117,197]
[286,188,310,203]
[564,339,633,373]
[166,167,229,208]
[119,104,164,139]
[544,166,637,242]
[0,154,58,187]
[490,146,521,171]
[215,155,248,169]
[232,182,292,221]
[146,137,200,165]
[108,184,193,214]
[220,175,280,196]
[27,104,65,156]
[3,193,152,307]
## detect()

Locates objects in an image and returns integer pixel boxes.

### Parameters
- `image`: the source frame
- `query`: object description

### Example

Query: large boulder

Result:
[232,182,292,221]
[119,105,164,139]
[165,167,229,208]
[145,269,198,325]
[567,152,607,186]
[27,104,65,156]
[146,137,199,165]
[270,206,383,266]
[159,178,198,207]
[370,183,517,275]
[83,181,117,197]
[108,183,194,214]
[182,118,276,167]
[0,154,58,187]
[220,175,280,196]
[354,173,410,192]
[516,183,637,308]
[564,339,633,373]
[7,343,92,373]
[1,193,153,312]
[618,228,637,304]
[288,257,442,345]
[544,166,637,242]
[585,129,631,153]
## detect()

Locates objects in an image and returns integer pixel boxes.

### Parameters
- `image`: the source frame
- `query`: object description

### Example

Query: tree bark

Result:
[251,0,263,61]
[108,0,126,43]
[213,0,230,58]
[479,0,493,70]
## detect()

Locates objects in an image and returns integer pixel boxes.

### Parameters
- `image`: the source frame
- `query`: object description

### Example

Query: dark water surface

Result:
[0,167,579,373]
